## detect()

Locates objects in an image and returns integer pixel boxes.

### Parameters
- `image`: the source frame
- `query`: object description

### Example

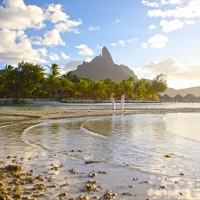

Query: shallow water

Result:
[21,113,200,179]
[1,112,200,199]
[1,102,200,111]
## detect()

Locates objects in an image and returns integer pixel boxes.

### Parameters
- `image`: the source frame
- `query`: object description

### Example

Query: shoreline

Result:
[0,100,200,119]
[1,106,200,119]
[1,102,200,199]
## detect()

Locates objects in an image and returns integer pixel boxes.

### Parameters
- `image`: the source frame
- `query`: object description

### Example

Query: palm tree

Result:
[103,78,115,99]
[58,77,74,101]
[47,63,60,77]
[45,74,59,100]
[92,80,106,100]
[0,72,4,92]
[151,73,167,93]
[74,78,92,99]
[120,77,134,99]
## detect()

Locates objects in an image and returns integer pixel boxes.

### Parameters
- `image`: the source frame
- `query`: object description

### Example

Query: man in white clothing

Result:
[120,92,125,110]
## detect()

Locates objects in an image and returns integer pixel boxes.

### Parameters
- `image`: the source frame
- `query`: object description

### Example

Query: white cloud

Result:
[3,0,27,9]
[75,44,94,56]
[142,0,159,7]
[161,0,190,5]
[47,3,68,23]
[118,40,126,46]
[60,58,92,73]
[111,43,117,46]
[49,52,60,60]
[147,34,169,48]
[88,26,100,31]
[84,57,92,62]
[0,0,46,30]
[55,19,82,33]
[0,0,83,66]
[185,20,195,25]
[60,59,82,73]
[31,29,65,46]
[0,0,82,33]
[141,43,148,48]
[148,1,200,18]
[149,25,156,30]
[97,45,103,48]
[160,19,184,32]
[61,52,70,60]
[0,29,46,65]
[38,47,48,57]
[113,19,120,24]
[127,38,137,43]
[137,57,200,80]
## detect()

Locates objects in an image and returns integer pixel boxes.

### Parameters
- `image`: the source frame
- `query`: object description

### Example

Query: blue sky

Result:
[0,0,200,89]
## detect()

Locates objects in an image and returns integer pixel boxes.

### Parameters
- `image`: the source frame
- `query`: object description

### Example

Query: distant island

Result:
[162,86,200,97]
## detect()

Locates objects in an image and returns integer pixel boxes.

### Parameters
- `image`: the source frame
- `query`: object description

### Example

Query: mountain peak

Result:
[102,46,114,66]
[72,46,138,82]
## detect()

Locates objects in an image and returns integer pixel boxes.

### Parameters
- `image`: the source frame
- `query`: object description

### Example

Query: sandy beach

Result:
[0,101,200,200]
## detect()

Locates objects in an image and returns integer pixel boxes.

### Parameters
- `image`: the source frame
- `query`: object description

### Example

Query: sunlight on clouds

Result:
[0,29,46,65]
[38,48,48,57]
[148,1,200,18]
[75,44,94,56]
[149,25,156,30]
[47,4,69,23]
[32,29,65,46]
[55,20,82,33]
[134,57,200,89]
[0,0,46,30]
[111,43,117,46]
[84,58,92,62]
[97,45,103,48]
[148,34,169,48]
[185,20,195,25]
[160,19,184,32]
[136,57,200,80]
[61,52,70,60]
[142,0,159,7]
[161,0,190,5]
[49,52,60,60]
[60,58,92,74]
[0,0,83,66]
[3,0,27,10]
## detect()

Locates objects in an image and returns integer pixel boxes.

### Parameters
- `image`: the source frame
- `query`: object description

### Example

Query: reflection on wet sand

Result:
[1,113,200,199]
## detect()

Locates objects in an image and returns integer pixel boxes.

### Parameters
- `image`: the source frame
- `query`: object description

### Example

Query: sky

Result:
[0,0,200,89]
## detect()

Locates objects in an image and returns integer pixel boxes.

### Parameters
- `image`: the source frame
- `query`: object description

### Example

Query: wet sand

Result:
[0,101,200,199]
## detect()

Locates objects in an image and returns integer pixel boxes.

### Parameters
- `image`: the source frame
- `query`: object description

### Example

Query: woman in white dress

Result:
[120,92,125,110]
[110,92,116,110]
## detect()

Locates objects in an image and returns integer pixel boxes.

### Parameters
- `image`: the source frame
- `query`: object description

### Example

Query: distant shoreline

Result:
[0,100,200,119]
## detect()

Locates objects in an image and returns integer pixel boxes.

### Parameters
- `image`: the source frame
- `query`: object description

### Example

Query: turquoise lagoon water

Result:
[21,112,200,179]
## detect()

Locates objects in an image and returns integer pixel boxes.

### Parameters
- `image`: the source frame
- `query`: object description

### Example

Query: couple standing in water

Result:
[110,92,125,110]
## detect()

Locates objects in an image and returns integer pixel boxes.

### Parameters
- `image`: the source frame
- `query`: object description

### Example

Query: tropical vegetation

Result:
[0,61,167,102]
